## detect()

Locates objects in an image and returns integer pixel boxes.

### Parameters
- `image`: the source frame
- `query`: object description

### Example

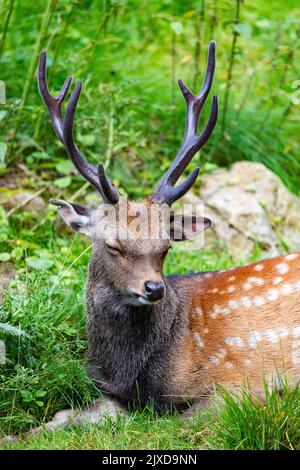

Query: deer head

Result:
[38,42,218,306]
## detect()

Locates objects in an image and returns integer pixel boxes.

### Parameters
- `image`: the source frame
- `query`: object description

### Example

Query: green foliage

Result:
[0,0,300,451]
[0,243,209,437]
[1,246,300,450]
[208,379,300,450]
[0,0,299,198]
[0,272,99,435]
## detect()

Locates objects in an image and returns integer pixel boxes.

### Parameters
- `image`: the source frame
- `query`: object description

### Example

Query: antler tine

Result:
[38,51,119,205]
[63,82,117,204]
[152,41,218,205]
[97,163,119,205]
[38,51,72,144]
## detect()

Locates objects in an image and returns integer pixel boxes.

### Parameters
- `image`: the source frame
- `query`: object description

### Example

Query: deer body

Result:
[35,40,300,421]
[85,251,300,410]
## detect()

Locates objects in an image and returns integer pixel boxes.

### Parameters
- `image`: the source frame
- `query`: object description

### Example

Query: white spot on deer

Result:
[228,276,236,282]
[210,356,220,364]
[248,276,265,286]
[286,253,298,260]
[273,277,283,285]
[248,331,261,348]
[195,307,203,316]
[225,336,244,348]
[222,307,231,315]
[218,348,227,358]
[280,283,293,296]
[277,326,289,338]
[254,263,264,272]
[243,277,265,291]
[276,262,289,275]
[241,296,252,308]
[249,326,289,348]
[267,288,279,301]
[193,333,204,348]
[203,327,209,334]
[243,282,252,291]
[265,329,279,343]
[292,325,300,337]
[210,305,222,319]
[244,359,253,366]
[212,288,219,294]
[253,295,265,307]
[227,285,236,294]
[225,362,233,369]
[228,300,239,310]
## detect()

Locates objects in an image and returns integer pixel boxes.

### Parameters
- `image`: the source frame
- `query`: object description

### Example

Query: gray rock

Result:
[0,191,45,214]
[182,161,300,260]
[0,263,17,301]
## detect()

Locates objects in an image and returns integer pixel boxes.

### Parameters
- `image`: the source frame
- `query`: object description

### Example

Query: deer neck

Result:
[85,255,187,405]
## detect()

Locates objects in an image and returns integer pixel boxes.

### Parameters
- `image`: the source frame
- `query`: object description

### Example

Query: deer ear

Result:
[170,214,211,242]
[50,199,92,236]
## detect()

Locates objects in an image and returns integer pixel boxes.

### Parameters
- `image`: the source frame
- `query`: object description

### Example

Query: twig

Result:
[0,0,15,59]
[105,95,114,168]
[7,188,46,217]
[209,0,218,39]
[220,0,241,134]
[193,0,206,90]
[11,0,57,143]
[69,181,90,202]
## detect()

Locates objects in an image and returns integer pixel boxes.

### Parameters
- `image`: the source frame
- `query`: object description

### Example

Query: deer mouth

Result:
[132,294,161,305]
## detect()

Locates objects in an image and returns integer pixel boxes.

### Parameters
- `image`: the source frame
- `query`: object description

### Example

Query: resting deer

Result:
[4,41,299,441]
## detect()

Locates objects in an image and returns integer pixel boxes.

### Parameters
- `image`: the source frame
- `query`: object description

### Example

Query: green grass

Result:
[1,0,300,452]
[1,412,211,450]
[209,380,300,450]
[0,243,233,435]
[1,241,300,450]
[1,0,300,197]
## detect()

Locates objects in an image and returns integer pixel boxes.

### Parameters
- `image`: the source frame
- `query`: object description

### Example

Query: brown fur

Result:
[169,255,300,401]
[56,197,300,408]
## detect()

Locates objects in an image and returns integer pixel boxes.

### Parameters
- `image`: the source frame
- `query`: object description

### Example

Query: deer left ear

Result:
[170,214,211,242]
[50,199,92,236]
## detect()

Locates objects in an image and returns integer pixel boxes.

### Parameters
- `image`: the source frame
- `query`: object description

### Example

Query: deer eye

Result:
[106,243,122,256]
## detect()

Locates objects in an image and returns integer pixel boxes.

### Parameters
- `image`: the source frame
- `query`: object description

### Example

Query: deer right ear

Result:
[50,199,92,236]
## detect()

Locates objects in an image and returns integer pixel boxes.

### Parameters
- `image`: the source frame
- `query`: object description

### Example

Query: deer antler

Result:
[151,41,218,205]
[37,51,119,205]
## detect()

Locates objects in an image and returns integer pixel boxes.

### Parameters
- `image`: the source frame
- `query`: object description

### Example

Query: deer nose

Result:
[144,280,165,301]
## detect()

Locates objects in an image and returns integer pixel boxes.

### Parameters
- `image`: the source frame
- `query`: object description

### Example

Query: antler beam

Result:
[151,41,218,206]
[37,51,119,205]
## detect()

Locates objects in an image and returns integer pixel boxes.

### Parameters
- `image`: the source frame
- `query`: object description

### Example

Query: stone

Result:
[0,262,17,301]
[182,161,300,261]
[0,191,45,214]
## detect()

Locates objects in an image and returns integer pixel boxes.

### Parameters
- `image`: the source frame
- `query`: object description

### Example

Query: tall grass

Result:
[208,379,300,450]
[0,0,300,450]
[0,224,236,438]
[219,0,241,134]
[0,0,15,60]
[1,242,299,450]
[0,0,299,197]
[11,0,57,142]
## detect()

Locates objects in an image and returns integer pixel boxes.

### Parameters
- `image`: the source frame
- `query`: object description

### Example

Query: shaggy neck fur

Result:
[85,252,189,411]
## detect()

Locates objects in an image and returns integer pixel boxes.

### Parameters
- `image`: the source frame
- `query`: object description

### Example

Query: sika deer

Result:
[6,41,299,439]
